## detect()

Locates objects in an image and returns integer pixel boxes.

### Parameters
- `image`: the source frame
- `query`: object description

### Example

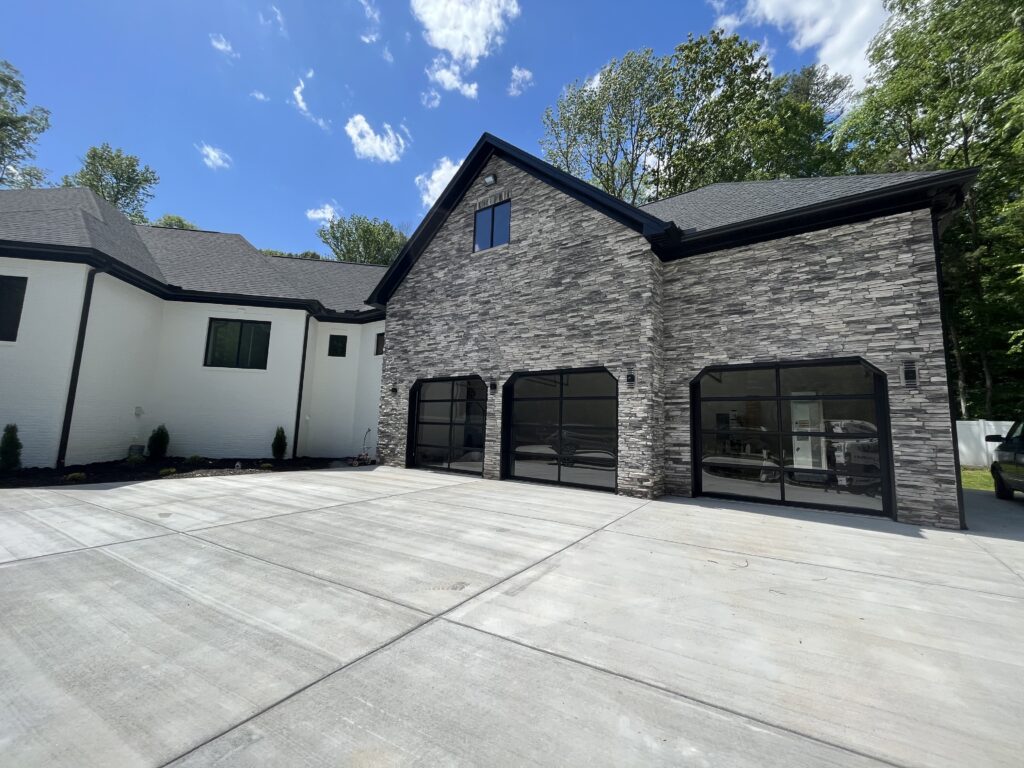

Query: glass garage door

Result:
[410,377,487,475]
[695,360,893,516]
[506,368,617,490]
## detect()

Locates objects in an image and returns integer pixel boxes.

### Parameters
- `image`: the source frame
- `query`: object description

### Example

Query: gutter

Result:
[56,267,99,468]
[292,313,312,459]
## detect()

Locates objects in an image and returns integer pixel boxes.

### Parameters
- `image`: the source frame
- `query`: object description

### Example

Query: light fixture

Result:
[390,382,399,394]
[483,173,497,186]
[489,377,497,391]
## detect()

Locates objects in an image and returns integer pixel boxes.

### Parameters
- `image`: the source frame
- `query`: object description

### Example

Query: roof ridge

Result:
[136,224,232,235]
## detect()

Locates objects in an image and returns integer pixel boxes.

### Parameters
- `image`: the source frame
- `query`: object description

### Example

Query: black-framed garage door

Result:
[503,368,617,490]
[408,376,487,475]
[693,359,894,516]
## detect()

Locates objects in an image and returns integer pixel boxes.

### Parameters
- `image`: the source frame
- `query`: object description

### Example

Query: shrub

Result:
[64,472,87,483]
[158,467,177,477]
[148,425,170,459]
[272,427,287,460]
[0,424,22,471]
[186,454,205,466]
[124,454,145,467]
[259,462,274,470]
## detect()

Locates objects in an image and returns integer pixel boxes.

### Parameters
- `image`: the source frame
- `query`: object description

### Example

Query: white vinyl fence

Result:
[957,420,1015,467]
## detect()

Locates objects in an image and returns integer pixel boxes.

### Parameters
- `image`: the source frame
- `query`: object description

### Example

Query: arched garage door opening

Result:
[692,359,894,517]
[502,368,617,491]
[407,376,487,475]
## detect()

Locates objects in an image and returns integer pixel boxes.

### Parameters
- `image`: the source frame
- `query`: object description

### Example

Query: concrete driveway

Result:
[2,468,1023,767]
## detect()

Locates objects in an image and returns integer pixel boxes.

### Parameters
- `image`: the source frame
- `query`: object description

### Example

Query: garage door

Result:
[409,377,487,475]
[505,368,617,490]
[694,359,893,516]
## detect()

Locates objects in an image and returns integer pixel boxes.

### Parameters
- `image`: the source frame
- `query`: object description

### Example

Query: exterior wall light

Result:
[489,378,497,391]
[390,382,399,394]
[483,174,497,186]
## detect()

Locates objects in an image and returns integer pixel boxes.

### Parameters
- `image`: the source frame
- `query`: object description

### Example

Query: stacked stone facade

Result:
[378,157,962,527]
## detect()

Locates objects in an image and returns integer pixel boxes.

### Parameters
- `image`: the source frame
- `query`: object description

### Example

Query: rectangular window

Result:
[375,332,385,356]
[204,319,271,369]
[0,276,28,342]
[473,200,511,252]
[328,334,348,357]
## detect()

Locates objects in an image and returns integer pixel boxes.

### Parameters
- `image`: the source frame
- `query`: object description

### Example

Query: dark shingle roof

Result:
[640,171,955,233]
[0,187,382,314]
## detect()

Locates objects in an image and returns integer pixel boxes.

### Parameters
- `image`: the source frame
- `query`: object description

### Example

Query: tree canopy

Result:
[260,248,323,260]
[62,143,159,223]
[151,214,197,230]
[316,213,407,265]
[0,59,50,188]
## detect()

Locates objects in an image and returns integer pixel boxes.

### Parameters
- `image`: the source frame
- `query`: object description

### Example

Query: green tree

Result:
[151,214,197,230]
[316,213,407,265]
[62,143,159,223]
[260,248,323,260]
[0,60,50,188]
[837,0,1024,418]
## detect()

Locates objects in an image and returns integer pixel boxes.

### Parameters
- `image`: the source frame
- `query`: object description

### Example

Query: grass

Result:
[961,466,993,492]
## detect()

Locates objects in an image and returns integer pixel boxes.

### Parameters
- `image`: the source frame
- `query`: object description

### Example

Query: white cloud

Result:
[415,156,463,208]
[305,202,339,223]
[195,142,232,170]
[258,5,287,35]
[292,73,330,131]
[411,0,520,99]
[358,0,380,23]
[382,44,394,63]
[421,89,441,108]
[344,114,408,163]
[507,65,533,96]
[358,0,382,44]
[715,13,742,32]
[209,33,240,59]
[361,31,380,43]
[711,0,888,87]
[250,90,270,102]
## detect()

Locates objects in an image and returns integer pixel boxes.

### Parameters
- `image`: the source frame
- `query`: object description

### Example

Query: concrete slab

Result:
[0,535,424,767]
[963,489,1024,582]
[608,496,1024,597]
[170,620,882,767]
[449,529,1024,768]
[195,494,593,612]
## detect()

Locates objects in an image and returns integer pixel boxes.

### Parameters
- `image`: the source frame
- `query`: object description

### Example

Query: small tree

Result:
[147,424,170,459]
[0,424,22,471]
[316,214,407,265]
[62,143,159,223]
[151,214,197,230]
[272,427,288,460]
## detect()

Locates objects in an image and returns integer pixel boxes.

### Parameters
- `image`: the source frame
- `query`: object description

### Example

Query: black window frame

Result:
[374,332,385,356]
[473,199,511,252]
[406,375,488,476]
[327,334,348,357]
[202,318,272,370]
[0,275,28,342]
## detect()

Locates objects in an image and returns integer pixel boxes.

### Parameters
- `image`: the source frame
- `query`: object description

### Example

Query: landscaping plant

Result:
[147,424,169,459]
[272,426,287,460]
[0,423,22,471]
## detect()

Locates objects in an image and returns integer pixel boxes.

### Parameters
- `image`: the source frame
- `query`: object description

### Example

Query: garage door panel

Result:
[410,377,487,476]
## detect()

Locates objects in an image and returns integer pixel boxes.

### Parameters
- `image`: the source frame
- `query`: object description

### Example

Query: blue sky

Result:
[2,0,886,253]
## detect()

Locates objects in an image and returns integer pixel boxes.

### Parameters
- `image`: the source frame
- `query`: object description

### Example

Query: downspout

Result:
[56,267,99,468]
[292,312,312,459]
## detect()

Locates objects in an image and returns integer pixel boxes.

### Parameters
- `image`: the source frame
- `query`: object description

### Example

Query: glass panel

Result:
[700,368,776,397]
[782,399,876,434]
[700,400,778,432]
[206,320,240,367]
[514,374,560,398]
[449,446,484,474]
[418,401,451,423]
[512,398,559,426]
[563,371,616,398]
[415,446,448,469]
[450,424,486,450]
[492,201,511,247]
[327,335,347,357]
[562,398,616,430]
[701,432,781,467]
[513,453,559,482]
[416,423,451,447]
[781,436,881,476]
[784,470,884,512]
[780,363,874,396]
[375,333,385,355]
[0,275,28,342]
[701,463,782,500]
[512,424,559,455]
[561,462,615,488]
[420,380,453,400]
[239,322,270,369]
[559,427,616,459]
[474,207,492,251]
[452,378,488,402]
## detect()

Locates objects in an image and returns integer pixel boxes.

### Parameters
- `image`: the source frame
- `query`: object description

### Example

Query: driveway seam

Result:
[443,618,906,768]
[963,533,1024,586]
[0,531,177,568]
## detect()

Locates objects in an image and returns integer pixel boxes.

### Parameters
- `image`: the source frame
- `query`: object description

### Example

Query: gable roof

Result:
[0,187,384,319]
[368,133,977,307]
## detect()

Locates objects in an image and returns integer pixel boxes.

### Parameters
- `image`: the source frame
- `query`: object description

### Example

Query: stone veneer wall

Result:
[377,155,666,497]
[661,208,962,528]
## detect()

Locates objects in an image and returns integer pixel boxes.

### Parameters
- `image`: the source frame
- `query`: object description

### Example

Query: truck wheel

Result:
[994,470,1015,500]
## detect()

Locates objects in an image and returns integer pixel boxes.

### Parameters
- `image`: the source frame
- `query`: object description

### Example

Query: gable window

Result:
[328,334,348,357]
[0,276,28,342]
[375,332,385,356]
[473,200,511,252]
[204,318,271,369]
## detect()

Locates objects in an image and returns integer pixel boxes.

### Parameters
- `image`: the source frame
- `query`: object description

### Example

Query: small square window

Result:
[375,332,385,356]
[0,275,28,342]
[328,334,348,357]
[473,200,510,252]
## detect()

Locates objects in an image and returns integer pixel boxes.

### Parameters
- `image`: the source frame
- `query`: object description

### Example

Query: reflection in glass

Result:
[563,399,616,430]
[780,363,873,396]
[413,377,487,474]
[783,471,883,511]
[782,399,876,434]
[701,432,781,466]
[513,454,559,482]
[563,371,616,398]
[701,464,782,500]
[418,401,450,423]
[420,380,453,400]
[514,374,560,398]
[701,400,778,432]
[700,368,775,397]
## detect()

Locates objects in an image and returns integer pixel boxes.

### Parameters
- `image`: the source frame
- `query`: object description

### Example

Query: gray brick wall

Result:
[378,155,665,497]
[662,209,961,528]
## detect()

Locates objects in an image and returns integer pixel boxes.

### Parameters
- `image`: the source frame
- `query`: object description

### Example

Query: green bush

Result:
[0,424,22,471]
[158,467,177,477]
[272,426,287,460]
[148,425,170,459]
[64,472,87,483]
[124,454,145,467]
[259,462,274,470]
[186,454,205,466]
